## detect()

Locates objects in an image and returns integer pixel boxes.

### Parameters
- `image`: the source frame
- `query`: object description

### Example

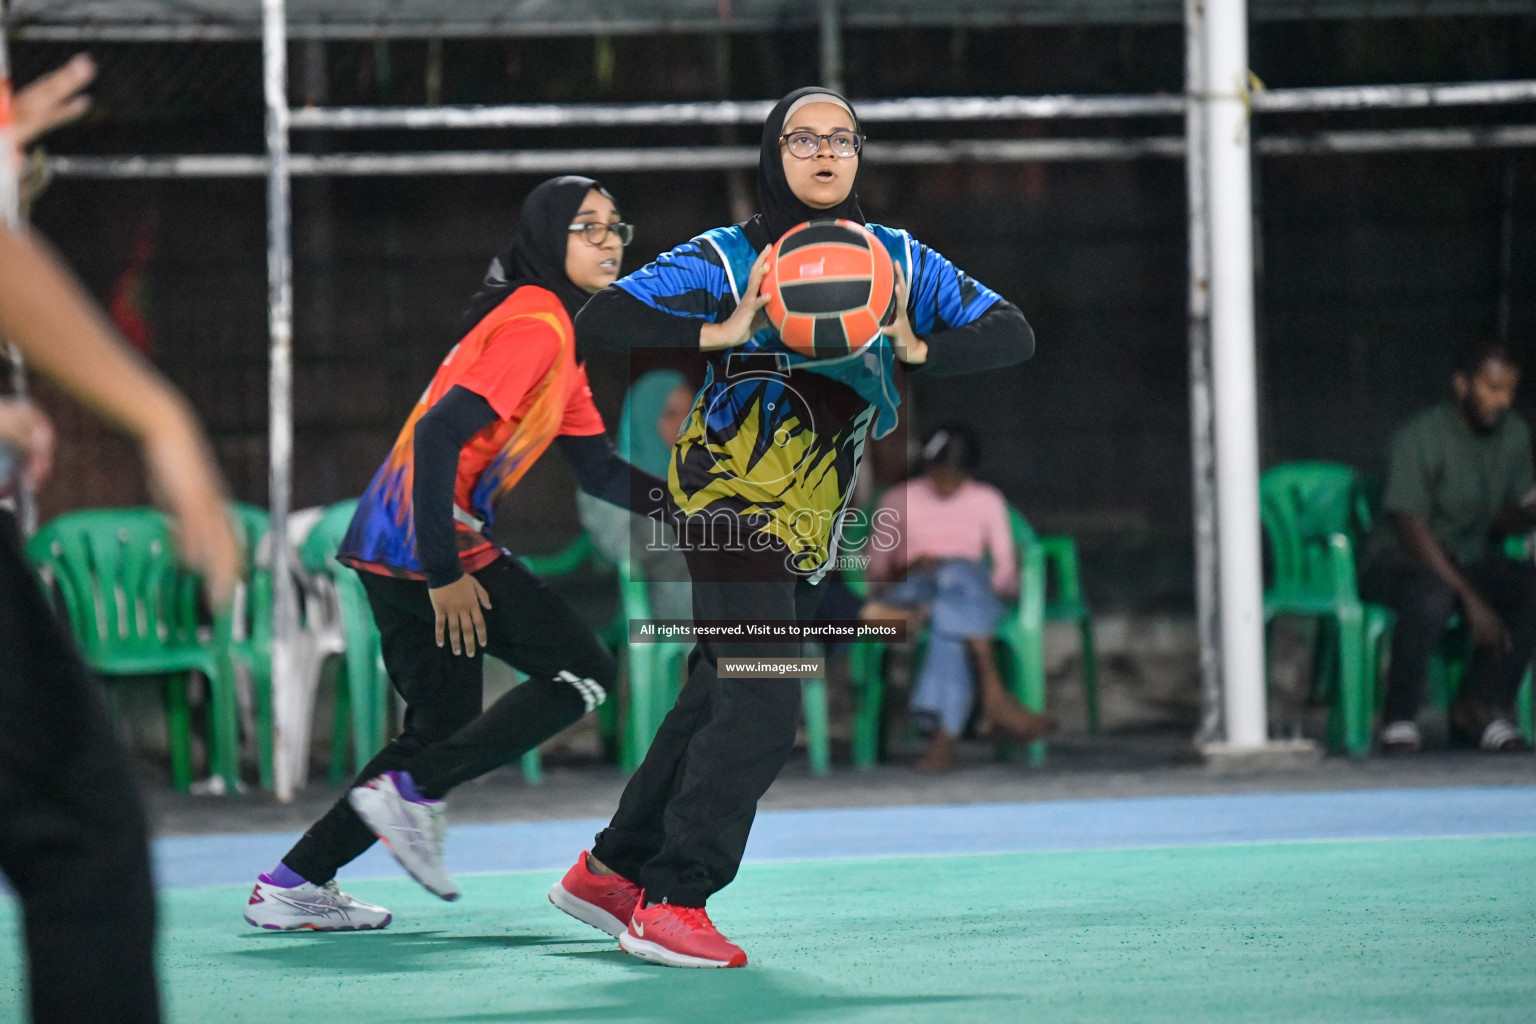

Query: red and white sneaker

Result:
[548,850,642,938]
[618,901,747,968]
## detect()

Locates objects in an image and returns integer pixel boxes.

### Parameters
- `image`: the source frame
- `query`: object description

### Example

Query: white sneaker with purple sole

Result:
[348,771,460,901]
[244,877,392,931]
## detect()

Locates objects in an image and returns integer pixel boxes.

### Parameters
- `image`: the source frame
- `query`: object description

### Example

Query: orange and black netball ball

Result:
[763,219,897,358]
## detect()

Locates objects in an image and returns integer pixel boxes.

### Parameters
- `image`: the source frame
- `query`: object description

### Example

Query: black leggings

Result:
[0,520,160,1024]
[283,555,615,884]
[593,536,821,907]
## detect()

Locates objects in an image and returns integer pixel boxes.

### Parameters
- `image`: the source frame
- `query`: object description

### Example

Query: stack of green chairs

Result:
[28,507,240,793]
[845,503,1085,769]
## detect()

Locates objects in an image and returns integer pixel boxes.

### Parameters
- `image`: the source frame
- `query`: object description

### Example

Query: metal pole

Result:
[1185,0,1222,746]
[263,0,300,801]
[819,0,844,94]
[1204,0,1267,748]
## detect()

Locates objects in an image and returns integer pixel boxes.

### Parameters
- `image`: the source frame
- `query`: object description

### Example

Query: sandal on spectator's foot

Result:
[1379,720,1422,755]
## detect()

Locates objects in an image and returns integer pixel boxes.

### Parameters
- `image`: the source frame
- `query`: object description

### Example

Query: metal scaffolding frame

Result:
[10,0,1536,791]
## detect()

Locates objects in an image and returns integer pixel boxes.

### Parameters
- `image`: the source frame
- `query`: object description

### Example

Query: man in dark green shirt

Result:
[1362,339,1536,754]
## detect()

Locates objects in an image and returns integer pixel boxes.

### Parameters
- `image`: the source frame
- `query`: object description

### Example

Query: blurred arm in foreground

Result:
[0,227,239,606]
[11,53,96,148]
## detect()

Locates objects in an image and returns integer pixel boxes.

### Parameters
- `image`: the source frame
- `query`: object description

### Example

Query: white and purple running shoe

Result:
[243,876,392,931]
[348,771,459,901]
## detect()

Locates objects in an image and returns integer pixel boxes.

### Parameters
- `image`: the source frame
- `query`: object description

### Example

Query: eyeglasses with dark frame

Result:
[568,221,634,246]
[779,130,863,159]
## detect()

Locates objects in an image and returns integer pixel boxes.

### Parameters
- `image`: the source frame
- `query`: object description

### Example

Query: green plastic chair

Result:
[845,502,1053,770]
[28,507,239,793]
[523,531,831,777]
[1259,462,1388,757]
[614,556,692,775]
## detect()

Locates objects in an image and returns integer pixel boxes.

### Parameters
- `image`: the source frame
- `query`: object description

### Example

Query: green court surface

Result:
[4,835,1535,1023]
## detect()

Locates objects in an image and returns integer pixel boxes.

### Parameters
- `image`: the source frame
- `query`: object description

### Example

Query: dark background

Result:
[10,15,1536,611]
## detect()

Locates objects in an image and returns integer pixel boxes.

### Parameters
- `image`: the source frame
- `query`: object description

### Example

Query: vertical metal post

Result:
[263,0,300,800]
[1185,0,1222,744]
[0,2,36,535]
[1204,0,1268,748]
[819,0,844,94]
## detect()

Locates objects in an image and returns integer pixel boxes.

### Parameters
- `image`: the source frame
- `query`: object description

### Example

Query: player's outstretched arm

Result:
[0,227,240,605]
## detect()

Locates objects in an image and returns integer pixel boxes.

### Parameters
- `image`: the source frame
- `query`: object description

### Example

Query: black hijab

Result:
[457,174,611,338]
[744,86,866,249]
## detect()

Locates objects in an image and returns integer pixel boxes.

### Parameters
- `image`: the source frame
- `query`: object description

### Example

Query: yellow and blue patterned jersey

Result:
[615,223,1003,579]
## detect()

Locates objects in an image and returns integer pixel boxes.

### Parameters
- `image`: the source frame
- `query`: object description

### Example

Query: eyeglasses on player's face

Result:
[568,221,634,246]
[779,130,863,159]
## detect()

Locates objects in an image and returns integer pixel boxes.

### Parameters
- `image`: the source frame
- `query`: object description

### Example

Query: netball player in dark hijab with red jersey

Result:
[244,176,669,931]
[552,88,1034,968]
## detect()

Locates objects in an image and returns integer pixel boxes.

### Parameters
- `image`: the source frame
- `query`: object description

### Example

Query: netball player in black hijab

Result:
[558,89,1034,969]
[245,175,672,931]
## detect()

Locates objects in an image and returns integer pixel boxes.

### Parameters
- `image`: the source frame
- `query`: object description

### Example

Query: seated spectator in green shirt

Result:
[1362,338,1536,754]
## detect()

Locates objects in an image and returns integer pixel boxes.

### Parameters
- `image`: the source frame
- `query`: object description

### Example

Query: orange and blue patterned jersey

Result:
[339,285,605,579]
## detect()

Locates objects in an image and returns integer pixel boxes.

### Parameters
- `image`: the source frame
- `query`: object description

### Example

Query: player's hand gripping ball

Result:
[762,219,897,358]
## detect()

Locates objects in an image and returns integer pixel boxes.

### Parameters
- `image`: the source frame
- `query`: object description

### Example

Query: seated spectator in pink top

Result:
[862,424,1055,771]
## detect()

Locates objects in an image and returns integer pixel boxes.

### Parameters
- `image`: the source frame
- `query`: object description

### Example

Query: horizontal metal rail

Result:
[287,80,1536,131]
[43,123,1536,179]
